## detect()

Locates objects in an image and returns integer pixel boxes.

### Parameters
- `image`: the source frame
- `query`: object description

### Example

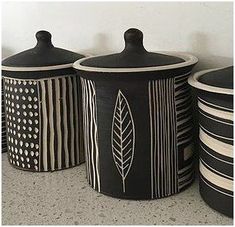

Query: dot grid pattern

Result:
[4,78,40,171]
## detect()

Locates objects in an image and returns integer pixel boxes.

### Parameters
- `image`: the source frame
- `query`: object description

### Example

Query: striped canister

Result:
[2,30,85,171]
[188,66,233,217]
[73,28,198,199]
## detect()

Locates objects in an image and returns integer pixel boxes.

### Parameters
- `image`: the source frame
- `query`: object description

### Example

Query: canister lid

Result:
[188,66,233,95]
[73,28,198,73]
[2,30,84,71]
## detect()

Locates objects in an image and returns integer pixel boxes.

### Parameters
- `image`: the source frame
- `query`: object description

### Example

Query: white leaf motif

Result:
[111,90,135,193]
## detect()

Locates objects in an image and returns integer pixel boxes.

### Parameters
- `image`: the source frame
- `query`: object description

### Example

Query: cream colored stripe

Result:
[72,76,80,164]
[198,101,233,121]
[40,81,48,171]
[62,78,69,168]
[48,80,55,171]
[200,129,233,158]
[200,160,233,192]
[68,77,75,166]
[55,79,62,169]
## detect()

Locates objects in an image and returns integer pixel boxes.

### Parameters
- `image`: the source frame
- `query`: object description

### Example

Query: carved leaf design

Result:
[111,90,135,193]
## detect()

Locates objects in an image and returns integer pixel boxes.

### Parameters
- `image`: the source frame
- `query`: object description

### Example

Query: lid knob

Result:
[35,30,54,48]
[123,28,147,53]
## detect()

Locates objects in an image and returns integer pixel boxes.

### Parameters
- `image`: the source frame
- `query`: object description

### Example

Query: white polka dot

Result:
[16,104,20,109]
[33,134,37,139]
[22,134,26,139]
[22,104,26,109]
[12,116,15,121]
[11,138,13,143]
[17,118,21,123]
[15,148,18,153]
[14,88,17,93]
[35,144,39,149]
[28,104,32,109]
[34,112,38,116]
[28,134,32,139]
[34,97,38,101]
[19,88,23,93]
[30,88,35,93]
[35,151,39,157]
[35,166,38,171]
[33,104,38,109]
[35,120,39,124]
[25,88,29,93]
[16,161,20,166]
[10,159,12,164]
[16,155,19,160]
[13,80,17,85]
[13,123,16,128]
[16,95,19,100]
[27,164,30,168]
[13,130,16,135]
[26,157,30,162]
[12,154,15,158]
[10,87,13,92]
[17,111,20,116]
[33,81,37,85]
[23,126,26,130]
[14,139,18,145]
[34,159,38,164]
[21,157,24,162]
[19,141,23,147]
[28,119,32,125]
[23,112,27,116]
[25,142,29,147]
[23,119,27,124]
[12,109,15,113]
[30,151,34,156]
[19,149,23,155]
[35,128,39,133]
[17,125,21,130]
[23,81,27,85]
[11,101,14,106]
[17,133,21,138]
[28,127,32,131]
[11,94,14,99]
[22,163,25,168]
[28,96,32,101]
[28,81,32,85]
[29,112,33,117]
[24,150,28,156]
[30,143,34,148]
[22,96,26,100]
[13,160,15,165]
[18,81,21,85]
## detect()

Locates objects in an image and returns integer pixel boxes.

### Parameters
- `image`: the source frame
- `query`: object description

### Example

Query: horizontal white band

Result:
[188,67,233,95]
[73,51,198,73]
[198,101,233,121]
[199,129,233,158]
[200,160,233,192]
[2,63,74,72]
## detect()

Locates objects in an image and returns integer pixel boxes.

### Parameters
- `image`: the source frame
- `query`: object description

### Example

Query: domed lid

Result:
[188,66,233,95]
[74,28,198,73]
[2,30,84,71]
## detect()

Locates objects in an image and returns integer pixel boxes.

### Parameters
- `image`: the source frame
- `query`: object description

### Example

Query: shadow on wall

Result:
[189,32,233,72]
[81,33,117,57]
[2,47,15,59]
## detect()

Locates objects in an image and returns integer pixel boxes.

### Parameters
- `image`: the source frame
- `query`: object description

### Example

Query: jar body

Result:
[197,90,233,217]
[78,65,195,199]
[3,70,85,172]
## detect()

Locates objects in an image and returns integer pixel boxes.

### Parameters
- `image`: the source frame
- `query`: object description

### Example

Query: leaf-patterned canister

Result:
[73,28,198,199]
[2,30,85,172]
[188,66,233,217]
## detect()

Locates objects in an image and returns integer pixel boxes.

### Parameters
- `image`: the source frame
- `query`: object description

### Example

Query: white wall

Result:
[2,1,233,71]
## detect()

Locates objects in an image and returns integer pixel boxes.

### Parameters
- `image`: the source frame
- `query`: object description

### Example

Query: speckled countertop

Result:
[2,153,233,225]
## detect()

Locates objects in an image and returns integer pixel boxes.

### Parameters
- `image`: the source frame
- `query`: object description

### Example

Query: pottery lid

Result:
[2,30,84,71]
[188,66,233,95]
[73,28,198,73]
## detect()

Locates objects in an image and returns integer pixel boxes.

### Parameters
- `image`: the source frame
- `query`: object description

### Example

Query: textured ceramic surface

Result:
[74,28,198,199]
[188,66,233,217]
[2,31,85,171]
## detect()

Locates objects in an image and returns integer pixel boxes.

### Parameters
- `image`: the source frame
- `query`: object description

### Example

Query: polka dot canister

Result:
[2,30,85,172]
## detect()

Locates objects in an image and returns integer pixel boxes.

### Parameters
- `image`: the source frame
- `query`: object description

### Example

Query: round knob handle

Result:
[35,30,54,48]
[123,28,147,53]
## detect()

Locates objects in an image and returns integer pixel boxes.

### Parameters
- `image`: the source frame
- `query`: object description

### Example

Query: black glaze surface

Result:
[198,66,233,89]
[81,28,185,68]
[2,30,84,68]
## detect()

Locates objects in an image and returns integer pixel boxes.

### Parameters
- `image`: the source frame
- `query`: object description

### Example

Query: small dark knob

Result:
[123,28,147,53]
[35,30,54,48]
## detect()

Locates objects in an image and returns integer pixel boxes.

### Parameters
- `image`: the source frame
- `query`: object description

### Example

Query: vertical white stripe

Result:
[62,78,69,168]
[37,81,42,171]
[73,76,80,164]
[40,81,48,171]
[48,79,55,171]
[68,77,75,166]
[55,79,62,169]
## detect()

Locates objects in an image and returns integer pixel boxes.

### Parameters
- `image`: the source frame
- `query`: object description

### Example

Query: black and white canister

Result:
[2,31,85,172]
[73,28,198,199]
[188,66,233,217]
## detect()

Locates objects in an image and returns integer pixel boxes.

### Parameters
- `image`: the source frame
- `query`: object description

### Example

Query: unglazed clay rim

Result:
[73,51,198,72]
[188,67,233,95]
[1,63,74,71]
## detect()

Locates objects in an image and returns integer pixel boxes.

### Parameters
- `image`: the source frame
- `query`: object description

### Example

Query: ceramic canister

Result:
[188,66,233,217]
[2,30,85,172]
[73,28,198,199]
